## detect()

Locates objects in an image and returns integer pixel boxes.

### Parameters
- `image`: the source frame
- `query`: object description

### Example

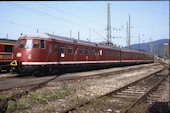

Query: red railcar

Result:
[0,38,16,72]
[10,33,154,74]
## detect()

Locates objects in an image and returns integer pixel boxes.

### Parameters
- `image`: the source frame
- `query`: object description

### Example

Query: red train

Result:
[0,38,16,72]
[10,33,154,74]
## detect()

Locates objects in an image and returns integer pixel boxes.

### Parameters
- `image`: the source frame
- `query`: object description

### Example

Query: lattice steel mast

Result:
[107,3,112,44]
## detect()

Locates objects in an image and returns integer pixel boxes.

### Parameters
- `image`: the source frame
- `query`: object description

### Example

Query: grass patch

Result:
[29,92,48,104]
[90,96,109,108]
[71,97,88,105]
[45,106,56,112]
[7,100,29,111]
[26,83,76,105]
[7,83,76,111]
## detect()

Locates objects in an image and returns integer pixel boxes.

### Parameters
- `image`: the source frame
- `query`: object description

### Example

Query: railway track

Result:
[130,75,169,113]
[0,63,160,91]
[62,67,169,113]
[0,62,166,112]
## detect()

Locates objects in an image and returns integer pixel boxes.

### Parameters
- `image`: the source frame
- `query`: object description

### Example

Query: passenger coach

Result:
[0,38,16,72]
[10,33,154,74]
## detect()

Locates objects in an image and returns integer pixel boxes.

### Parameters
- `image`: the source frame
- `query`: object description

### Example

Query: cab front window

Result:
[25,39,32,49]
[18,39,26,48]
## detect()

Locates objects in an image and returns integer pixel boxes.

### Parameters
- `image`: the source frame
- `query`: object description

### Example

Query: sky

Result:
[0,1,169,47]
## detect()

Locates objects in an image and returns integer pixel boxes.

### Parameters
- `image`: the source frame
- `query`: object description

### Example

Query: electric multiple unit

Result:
[10,33,154,74]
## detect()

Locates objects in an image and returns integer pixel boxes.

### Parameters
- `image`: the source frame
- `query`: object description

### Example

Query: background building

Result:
[163,43,169,59]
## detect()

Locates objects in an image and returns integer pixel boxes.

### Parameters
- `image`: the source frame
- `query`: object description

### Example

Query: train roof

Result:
[0,38,16,44]
[21,33,120,50]
[20,33,153,56]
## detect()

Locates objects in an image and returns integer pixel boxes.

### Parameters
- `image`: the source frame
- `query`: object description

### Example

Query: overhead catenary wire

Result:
[93,30,107,41]
[9,2,99,29]
[35,2,105,27]
[0,19,53,33]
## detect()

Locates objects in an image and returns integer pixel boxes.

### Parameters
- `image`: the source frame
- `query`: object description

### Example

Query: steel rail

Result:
[0,63,159,91]
[124,73,168,113]
[62,68,165,113]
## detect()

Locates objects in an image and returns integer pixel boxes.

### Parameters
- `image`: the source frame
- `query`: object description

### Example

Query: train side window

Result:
[104,50,106,55]
[25,39,32,49]
[68,46,73,54]
[80,47,83,54]
[95,49,97,55]
[85,48,89,54]
[90,48,93,55]
[75,46,78,53]
[54,44,58,52]
[48,43,52,53]
[18,39,26,48]
[100,49,102,55]
[5,45,12,52]
[60,45,65,53]
[33,39,39,48]
[40,40,45,48]
[107,50,109,55]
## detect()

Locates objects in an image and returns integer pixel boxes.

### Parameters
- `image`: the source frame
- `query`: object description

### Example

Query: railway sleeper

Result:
[116,92,141,96]
[146,99,166,103]
[111,95,138,99]
[127,86,147,89]
[121,90,145,94]
[123,89,147,93]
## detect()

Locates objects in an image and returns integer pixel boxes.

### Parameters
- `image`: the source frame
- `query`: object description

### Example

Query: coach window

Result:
[25,39,32,49]
[5,45,12,52]
[94,49,97,55]
[90,48,93,55]
[68,46,73,54]
[48,43,52,53]
[107,50,109,55]
[33,39,39,48]
[54,44,58,52]
[75,46,78,53]
[80,47,83,54]
[40,40,45,48]
[104,50,106,55]
[18,39,26,48]
[60,45,65,53]
[85,48,89,54]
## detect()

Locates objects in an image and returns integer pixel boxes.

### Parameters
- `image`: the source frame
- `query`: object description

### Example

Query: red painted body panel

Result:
[13,33,154,66]
[0,44,14,62]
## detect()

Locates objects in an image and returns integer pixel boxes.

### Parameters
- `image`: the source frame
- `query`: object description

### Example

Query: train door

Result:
[48,42,53,61]
[54,43,60,62]
[59,44,65,62]
[74,46,78,61]
[95,48,99,61]
[120,50,122,62]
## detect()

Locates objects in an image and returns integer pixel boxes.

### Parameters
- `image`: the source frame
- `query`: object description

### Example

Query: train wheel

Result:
[49,67,56,75]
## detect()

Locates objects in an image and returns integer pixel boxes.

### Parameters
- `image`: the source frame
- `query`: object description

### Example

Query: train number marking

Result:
[28,54,31,59]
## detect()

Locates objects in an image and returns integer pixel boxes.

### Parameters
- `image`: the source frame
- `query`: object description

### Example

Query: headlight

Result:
[17,53,22,57]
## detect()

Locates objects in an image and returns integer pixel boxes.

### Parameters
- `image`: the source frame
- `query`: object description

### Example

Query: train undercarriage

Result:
[10,60,154,76]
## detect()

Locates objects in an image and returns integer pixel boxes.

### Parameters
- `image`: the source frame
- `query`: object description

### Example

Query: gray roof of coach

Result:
[21,33,121,50]
[20,33,152,56]
[0,38,16,44]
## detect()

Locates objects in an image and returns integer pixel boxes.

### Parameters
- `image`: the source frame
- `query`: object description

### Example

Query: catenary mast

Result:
[107,3,112,44]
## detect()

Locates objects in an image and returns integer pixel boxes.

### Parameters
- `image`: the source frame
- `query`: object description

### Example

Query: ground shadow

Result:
[147,102,169,113]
